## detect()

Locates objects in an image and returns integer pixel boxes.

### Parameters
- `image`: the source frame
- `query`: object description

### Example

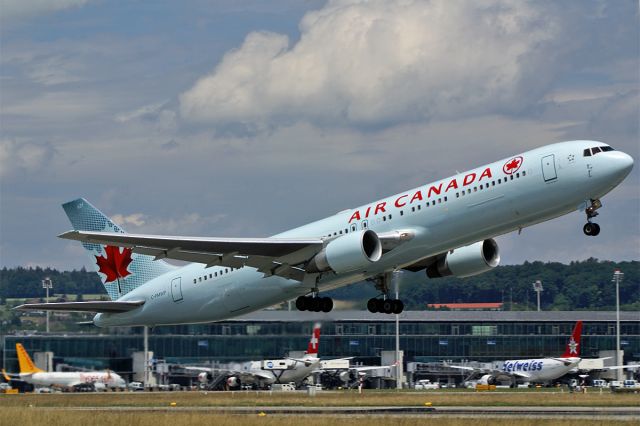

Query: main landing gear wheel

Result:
[296,295,333,313]
[367,298,404,314]
[583,222,600,236]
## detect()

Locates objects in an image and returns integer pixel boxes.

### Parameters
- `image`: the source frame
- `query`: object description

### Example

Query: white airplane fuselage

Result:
[21,371,125,389]
[94,140,633,326]
[499,357,581,383]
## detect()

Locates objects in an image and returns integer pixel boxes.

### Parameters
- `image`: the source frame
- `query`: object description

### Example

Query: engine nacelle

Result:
[426,239,500,278]
[479,374,498,385]
[307,230,382,274]
[197,372,209,383]
[226,376,240,388]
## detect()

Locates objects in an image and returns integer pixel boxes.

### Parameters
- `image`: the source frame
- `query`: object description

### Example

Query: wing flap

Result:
[14,300,145,313]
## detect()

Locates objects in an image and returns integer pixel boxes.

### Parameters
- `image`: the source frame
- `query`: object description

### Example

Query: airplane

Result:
[187,323,323,389]
[5,343,126,391]
[16,140,634,326]
[452,320,586,386]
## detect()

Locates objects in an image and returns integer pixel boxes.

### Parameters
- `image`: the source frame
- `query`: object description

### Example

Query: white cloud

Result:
[180,0,560,127]
[0,0,90,22]
[0,139,56,177]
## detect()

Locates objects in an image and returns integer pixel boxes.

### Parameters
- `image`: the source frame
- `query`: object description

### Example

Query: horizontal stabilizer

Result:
[14,300,145,313]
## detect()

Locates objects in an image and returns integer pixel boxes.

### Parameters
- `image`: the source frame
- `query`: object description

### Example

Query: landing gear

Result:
[583,198,602,236]
[296,295,333,313]
[366,272,405,314]
[367,297,404,314]
[583,222,600,236]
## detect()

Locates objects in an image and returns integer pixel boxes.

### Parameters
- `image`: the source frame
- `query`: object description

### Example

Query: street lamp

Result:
[41,277,53,333]
[612,269,624,381]
[532,280,543,312]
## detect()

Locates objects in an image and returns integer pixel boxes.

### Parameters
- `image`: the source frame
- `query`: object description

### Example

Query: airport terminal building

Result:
[3,310,639,380]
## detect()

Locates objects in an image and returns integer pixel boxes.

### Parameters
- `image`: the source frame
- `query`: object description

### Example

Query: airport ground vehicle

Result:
[414,379,440,390]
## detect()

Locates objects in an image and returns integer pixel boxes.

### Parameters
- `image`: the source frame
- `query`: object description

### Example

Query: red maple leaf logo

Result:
[502,156,523,175]
[95,246,133,283]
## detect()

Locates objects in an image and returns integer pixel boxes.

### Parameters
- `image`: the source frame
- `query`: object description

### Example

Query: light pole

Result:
[393,270,403,390]
[612,269,623,381]
[41,277,53,333]
[532,280,543,312]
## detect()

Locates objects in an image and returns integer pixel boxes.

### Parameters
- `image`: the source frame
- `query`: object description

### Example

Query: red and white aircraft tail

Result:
[305,323,321,358]
[561,320,583,358]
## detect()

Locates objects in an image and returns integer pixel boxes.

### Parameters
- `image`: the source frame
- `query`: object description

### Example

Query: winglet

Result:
[16,343,44,374]
[2,369,11,381]
[561,321,583,358]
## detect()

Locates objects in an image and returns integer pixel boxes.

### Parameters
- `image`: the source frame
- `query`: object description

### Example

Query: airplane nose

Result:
[612,151,634,178]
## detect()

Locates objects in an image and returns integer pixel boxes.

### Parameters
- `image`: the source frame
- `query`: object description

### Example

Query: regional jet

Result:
[187,323,323,389]
[4,344,125,390]
[17,141,633,327]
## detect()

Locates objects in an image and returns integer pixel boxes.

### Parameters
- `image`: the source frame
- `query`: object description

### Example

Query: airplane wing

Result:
[59,230,324,281]
[14,300,145,313]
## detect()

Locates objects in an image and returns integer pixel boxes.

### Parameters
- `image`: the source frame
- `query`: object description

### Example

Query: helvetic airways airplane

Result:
[451,321,585,385]
[17,140,633,327]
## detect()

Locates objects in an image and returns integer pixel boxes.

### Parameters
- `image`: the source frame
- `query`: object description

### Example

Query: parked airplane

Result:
[452,321,585,385]
[5,344,125,390]
[189,323,322,389]
[17,141,633,326]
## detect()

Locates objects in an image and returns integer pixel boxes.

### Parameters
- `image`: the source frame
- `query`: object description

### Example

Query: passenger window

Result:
[199,277,202,282]
[510,175,514,180]
[492,181,495,186]
[438,198,441,204]
[432,200,436,205]
[193,279,196,284]
[516,172,520,178]
[383,216,386,221]
[417,205,421,210]
[474,187,477,192]
[522,171,526,176]
[400,210,404,216]
[215,272,218,277]
[456,193,459,198]
[411,207,415,212]
[351,224,357,232]
[444,196,447,202]
[204,275,207,281]
[225,268,229,273]
[345,228,348,233]
[339,230,343,234]
[389,214,392,220]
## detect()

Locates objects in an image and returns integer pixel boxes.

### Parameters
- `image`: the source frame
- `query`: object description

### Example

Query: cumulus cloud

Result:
[180,0,560,127]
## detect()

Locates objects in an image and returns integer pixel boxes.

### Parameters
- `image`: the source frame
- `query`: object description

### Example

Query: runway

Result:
[51,405,640,420]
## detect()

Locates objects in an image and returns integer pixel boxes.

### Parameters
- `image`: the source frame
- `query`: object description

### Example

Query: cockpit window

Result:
[584,145,615,157]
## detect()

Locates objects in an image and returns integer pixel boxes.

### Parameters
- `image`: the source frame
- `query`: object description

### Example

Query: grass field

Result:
[1,389,638,408]
[2,390,637,425]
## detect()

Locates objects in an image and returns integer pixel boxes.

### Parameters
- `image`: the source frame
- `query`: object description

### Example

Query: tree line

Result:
[1,259,638,311]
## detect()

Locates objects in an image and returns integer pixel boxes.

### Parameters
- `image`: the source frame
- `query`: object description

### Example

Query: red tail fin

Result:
[561,321,583,358]
[306,323,321,357]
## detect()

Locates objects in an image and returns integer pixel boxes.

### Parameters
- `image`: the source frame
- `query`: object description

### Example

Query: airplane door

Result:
[541,154,557,182]
[171,277,183,303]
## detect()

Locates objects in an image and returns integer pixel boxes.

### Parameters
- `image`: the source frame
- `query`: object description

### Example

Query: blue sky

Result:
[1,0,638,270]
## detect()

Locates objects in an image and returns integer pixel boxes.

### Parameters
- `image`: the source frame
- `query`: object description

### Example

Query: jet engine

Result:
[307,230,382,274]
[479,374,498,385]
[197,372,209,383]
[226,376,240,388]
[426,239,500,278]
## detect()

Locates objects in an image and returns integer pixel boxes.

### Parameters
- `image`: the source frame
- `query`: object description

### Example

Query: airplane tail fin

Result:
[16,344,44,374]
[305,323,321,358]
[561,320,583,358]
[62,198,176,300]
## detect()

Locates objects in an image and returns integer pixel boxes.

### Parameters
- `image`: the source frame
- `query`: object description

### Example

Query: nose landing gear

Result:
[583,199,602,236]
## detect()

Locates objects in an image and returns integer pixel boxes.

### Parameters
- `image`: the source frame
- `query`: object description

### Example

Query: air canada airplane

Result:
[17,140,633,327]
